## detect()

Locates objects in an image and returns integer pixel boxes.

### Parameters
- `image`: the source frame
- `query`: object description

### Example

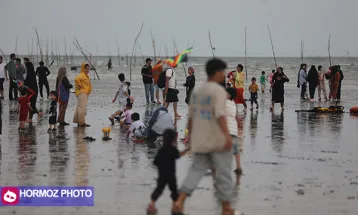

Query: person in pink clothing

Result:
[120,103,133,126]
[267,69,275,92]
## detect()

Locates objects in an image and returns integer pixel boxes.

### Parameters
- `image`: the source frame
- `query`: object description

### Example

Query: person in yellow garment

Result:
[233,64,247,109]
[73,63,92,127]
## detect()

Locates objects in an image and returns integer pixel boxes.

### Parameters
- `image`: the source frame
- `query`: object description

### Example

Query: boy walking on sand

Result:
[249,77,259,110]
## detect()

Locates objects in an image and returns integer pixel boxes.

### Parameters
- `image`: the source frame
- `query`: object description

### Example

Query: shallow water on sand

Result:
[0,62,358,214]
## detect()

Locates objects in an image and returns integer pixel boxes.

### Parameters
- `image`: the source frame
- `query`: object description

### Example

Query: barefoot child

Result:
[260,71,266,93]
[109,73,133,125]
[226,88,243,176]
[18,88,33,130]
[249,77,259,110]
[119,103,133,126]
[48,91,58,131]
[147,129,189,214]
[126,112,146,142]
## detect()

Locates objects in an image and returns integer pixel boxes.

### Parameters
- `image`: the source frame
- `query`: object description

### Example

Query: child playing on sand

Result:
[48,91,58,131]
[249,77,259,110]
[260,71,266,93]
[147,129,189,214]
[126,112,146,141]
[109,73,133,125]
[226,88,243,176]
[18,88,33,130]
[119,103,133,126]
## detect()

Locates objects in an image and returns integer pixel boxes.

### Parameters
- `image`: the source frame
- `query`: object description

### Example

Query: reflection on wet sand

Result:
[74,128,89,186]
[271,112,284,153]
[49,128,69,185]
[249,112,258,142]
[17,126,37,185]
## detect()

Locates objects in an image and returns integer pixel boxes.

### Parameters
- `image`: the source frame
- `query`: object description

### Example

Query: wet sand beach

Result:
[0,57,358,215]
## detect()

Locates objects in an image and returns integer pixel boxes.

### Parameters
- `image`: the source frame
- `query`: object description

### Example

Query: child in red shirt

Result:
[18,88,33,130]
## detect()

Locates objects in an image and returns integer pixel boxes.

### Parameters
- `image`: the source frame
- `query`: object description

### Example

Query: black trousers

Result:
[28,93,39,119]
[39,80,50,98]
[300,82,307,98]
[9,77,18,100]
[309,83,317,99]
[150,174,178,201]
[337,81,342,100]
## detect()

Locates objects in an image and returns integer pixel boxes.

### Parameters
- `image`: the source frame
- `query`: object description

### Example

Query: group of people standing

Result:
[298,63,344,102]
[141,58,196,118]
[0,53,94,130]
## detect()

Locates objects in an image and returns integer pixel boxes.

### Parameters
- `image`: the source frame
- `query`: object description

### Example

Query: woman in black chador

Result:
[270,67,289,111]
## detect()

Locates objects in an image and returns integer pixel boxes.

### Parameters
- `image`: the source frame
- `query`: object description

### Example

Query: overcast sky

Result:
[1,0,357,57]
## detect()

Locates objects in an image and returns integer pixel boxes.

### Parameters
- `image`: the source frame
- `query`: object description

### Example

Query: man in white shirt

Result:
[164,65,181,118]
[0,56,9,99]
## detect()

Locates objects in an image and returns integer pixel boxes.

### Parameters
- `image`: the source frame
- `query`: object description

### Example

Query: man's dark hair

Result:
[237,64,243,70]
[15,58,21,63]
[10,53,15,59]
[23,57,29,62]
[0,56,3,59]
[262,71,265,75]
[226,87,237,100]
[125,81,131,87]
[205,58,227,77]
[252,77,256,81]
[318,65,322,70]
[131,112,140,121]
[162,129,177,148]
[118,73,125,82]
[272,69,275,73]
[39,61,45,65]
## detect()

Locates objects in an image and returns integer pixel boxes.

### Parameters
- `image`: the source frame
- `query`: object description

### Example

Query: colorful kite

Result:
[152,47,193,70]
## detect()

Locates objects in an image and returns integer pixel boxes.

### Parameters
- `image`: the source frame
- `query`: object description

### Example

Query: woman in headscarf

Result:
[306,65,319,102]
[56,67,73,126]
[327,65,340,100]
[73,63,92,127]
[270,67,289,111]
[24,61,42,122]
[233,64,247,109]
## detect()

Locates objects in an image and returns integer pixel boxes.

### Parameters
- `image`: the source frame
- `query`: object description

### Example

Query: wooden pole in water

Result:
[0,48,7,63]
[73,36,100,80]
[245,27,248,80]
[267,25,278,70]
[14,36,18,56]
[116,37,120,67]
[328,34,332,67]
[129,23,144,81]
[33,27,43,62]
[208,30,215,58]
[30,38,34,62]
[300,39,304,64]
[150,29,157,62]
[137,42,146,63]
